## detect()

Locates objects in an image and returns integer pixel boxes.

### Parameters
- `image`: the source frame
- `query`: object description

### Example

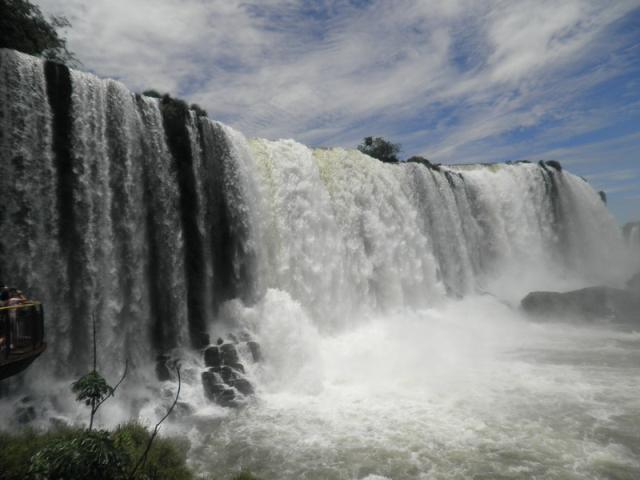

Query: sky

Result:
[36,0,640,223]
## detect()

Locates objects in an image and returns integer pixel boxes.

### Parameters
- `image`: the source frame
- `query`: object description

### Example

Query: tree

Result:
[72,315,127,431]
[0,0,75,65]
[357,136,401,163]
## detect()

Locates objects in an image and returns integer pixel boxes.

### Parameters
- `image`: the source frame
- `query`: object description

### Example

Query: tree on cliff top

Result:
[357,136,401,163]
[0,0,75,64]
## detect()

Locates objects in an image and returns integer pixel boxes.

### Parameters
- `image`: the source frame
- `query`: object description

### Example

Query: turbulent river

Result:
[1,48,639,479]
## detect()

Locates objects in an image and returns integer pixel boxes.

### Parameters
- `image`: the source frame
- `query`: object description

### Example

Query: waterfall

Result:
[0,49,630,377]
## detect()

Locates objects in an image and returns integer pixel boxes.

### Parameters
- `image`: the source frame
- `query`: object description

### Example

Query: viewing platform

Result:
[0,302,46,381]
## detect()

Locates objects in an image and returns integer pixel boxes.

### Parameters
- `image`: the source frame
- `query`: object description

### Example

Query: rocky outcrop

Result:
[201,335,260,407]
[521,284,640,326]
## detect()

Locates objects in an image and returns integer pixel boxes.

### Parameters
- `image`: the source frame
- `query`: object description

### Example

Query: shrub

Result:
[29,430,127,480]
[0,0,75,64]
[0,426,80,480]
[357,136,401,163]
[0,423,193,480]
[113,421,192,480]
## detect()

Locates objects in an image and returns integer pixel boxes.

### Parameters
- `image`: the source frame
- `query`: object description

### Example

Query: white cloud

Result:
[35,0,640,162]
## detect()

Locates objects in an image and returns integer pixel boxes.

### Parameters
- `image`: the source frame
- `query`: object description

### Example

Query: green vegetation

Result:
[357,137,443,169]
[0,0,75,65]
[0,423,192,480]
[357,136,401,163]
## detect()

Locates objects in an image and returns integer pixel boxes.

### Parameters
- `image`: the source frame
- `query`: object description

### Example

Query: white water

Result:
[1,49,639,479]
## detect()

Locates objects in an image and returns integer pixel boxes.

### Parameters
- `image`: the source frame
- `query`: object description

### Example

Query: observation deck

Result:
[0,302,46,380]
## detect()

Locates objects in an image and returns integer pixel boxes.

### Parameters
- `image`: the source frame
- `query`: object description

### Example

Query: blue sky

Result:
[37,0,640,223]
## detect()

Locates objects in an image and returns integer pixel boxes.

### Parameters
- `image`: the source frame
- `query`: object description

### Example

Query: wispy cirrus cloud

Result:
[35,0,640,221]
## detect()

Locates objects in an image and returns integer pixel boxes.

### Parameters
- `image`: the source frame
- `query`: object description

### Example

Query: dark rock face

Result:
[201,337,262,407]
[220,343,239,364]
[202,371,227,401]
[204,346,221,367]
[231,378,254,396]
[521,286,640,325]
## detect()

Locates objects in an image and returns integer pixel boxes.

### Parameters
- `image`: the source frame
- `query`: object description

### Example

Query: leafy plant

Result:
[72,315,127,430]
[357,136,401,163]
[0,0,76,65]
[29,430,127,480]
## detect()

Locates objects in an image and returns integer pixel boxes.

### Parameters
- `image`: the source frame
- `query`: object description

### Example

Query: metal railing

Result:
[0,302,45,360]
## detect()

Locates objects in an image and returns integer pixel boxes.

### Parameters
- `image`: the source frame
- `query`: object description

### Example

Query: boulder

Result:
[218,388,237,407]
[229,362,245,374]
[521,286,640,325]
[204,346,221,367]
[220,365,239,383]
[231,378,254,396]
[201,371,226,401]
[220,343,239,365]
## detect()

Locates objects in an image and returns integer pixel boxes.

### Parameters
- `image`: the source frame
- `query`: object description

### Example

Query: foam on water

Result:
[182,294,640,479]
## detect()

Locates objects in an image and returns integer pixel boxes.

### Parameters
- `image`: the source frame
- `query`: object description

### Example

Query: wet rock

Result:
[220,365,239,383]
[220,343,239,365]
[202,371,226,401]
[231,378,254,396]
[521,286,640,326]
[229,362,245,374]
[156,355,172,381]
[247,341,262,362]
[216,337,224,346]
[204,346,221,367]
[218,389,237,407]
[228,333,239,344]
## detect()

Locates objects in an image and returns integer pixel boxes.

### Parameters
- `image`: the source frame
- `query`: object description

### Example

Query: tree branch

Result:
[94,358,129,413]
[128,365,181,480]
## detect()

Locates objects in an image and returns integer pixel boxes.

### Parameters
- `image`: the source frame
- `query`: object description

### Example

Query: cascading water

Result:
[1,49,638,479]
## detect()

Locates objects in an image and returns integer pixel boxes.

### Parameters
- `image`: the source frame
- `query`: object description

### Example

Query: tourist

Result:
[0,285,8,307]
[7,289,27,306]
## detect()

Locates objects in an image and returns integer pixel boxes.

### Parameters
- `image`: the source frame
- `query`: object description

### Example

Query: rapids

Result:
[1,49,639,479]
